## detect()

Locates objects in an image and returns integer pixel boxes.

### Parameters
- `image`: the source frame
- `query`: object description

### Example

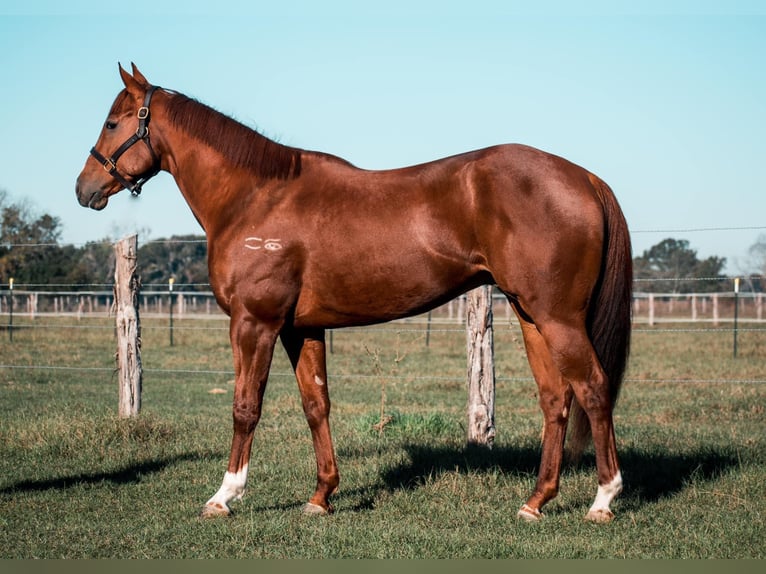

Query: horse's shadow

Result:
[1,443,744,517]
[338,442,745,513]
[0,453,205,495]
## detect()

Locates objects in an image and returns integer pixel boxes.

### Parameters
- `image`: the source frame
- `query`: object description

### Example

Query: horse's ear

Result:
[130,62,150,85]
[118,62,144,96]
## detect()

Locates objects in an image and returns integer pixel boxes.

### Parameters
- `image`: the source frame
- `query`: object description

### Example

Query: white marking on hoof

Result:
[517,504,543,522]
[302,502,329,515]
[587,471,622,522]
[204,465,249,515]
[314,375,325,386]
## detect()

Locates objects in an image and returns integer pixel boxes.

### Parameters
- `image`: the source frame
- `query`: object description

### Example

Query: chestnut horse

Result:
[76,64,632,522]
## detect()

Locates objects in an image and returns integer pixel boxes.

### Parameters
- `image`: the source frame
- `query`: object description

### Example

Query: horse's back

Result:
[282,144,607,327]
[433,143,607,272]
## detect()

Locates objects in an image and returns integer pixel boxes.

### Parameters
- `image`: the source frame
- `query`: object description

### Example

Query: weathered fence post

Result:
[466,285,496,447]
[168,277,175,347]
[113,235,142,418]
[8,278,13,342]
[713,293,719,326]
[691,294,697,321]
[733,278,740,358]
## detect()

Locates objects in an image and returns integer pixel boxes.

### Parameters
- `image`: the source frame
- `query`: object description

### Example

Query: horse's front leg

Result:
[281,327,339,514]
[201,315,280,517]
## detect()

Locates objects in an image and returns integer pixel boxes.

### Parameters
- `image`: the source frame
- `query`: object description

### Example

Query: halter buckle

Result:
[137,107,150,120]
[102,157,116,172]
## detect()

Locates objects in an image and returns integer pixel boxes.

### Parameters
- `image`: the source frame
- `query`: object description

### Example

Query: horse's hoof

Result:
[584,508,615,523]
[200,502,231,519]
[302,502,332,515]
[517,504,543,522]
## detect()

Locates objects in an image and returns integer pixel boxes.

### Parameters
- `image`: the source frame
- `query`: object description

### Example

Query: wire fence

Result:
[1,279,764,386]
[2,224,765,384]
[1,279,764,322]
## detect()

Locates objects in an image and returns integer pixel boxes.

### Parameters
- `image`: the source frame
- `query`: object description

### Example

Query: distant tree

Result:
[137,235,209,290]
[633,238,727,293]
[0,192,69,285]
[743,234,766,292]
[65,241,116,287]
[746,234,766,275]
[0,188,213,290]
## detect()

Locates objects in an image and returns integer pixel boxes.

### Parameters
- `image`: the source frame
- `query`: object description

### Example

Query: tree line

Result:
[0,190,209,290]
[1,189,764,293]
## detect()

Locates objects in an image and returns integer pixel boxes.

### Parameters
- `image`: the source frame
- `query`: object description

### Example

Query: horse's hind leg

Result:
[514,315,574,521]
[281,327,339,514]
[532,319,622,522]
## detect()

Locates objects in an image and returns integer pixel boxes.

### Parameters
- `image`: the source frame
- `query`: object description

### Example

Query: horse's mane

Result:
[164,92,302,180]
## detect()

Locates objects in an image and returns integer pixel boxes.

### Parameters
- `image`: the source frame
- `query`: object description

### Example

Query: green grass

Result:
[0,315,764,558]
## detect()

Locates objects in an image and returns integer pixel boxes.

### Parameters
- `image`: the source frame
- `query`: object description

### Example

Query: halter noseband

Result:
[90,85,161,196]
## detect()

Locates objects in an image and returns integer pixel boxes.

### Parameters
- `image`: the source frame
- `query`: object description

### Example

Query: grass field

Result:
[0,313,764,558]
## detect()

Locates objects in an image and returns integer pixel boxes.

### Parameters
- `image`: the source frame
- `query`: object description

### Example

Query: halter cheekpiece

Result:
[89,85,161,196]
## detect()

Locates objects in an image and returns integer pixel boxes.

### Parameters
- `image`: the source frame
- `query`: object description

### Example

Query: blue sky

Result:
[1,1,764,273]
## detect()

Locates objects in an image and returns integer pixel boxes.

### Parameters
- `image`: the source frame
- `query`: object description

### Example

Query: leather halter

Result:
[90,85,161,196]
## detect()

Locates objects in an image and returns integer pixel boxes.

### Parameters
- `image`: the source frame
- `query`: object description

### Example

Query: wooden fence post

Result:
[713,294,719,326]
[466,285,496,447]
[691,294,697,321]
[113,235,142,418]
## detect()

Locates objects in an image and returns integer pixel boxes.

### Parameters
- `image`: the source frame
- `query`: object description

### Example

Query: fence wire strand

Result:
[1,277,765,386]
[1,363,765,385]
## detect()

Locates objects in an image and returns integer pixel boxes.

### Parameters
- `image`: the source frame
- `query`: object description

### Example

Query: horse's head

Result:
[76,63,162,211]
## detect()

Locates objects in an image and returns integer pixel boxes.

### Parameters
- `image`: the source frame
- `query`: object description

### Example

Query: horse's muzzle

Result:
[76,178,109,211]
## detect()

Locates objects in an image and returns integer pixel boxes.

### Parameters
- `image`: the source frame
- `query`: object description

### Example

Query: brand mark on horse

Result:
[245,237,283,251]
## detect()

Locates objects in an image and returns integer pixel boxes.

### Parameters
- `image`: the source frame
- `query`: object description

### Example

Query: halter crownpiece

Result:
[89,85,161,196]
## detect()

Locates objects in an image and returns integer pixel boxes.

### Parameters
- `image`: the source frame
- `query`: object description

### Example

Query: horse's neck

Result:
[161,130,254,236]
[157,99,301,235]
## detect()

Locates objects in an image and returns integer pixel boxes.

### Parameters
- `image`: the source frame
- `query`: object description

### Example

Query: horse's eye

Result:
[105,120,118,130]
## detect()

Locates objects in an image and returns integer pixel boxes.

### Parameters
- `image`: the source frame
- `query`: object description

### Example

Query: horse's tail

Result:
[566,173,633,461]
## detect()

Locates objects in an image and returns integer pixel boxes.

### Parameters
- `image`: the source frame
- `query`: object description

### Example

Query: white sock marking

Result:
[205,464,249,510]
[589,471,622,514]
